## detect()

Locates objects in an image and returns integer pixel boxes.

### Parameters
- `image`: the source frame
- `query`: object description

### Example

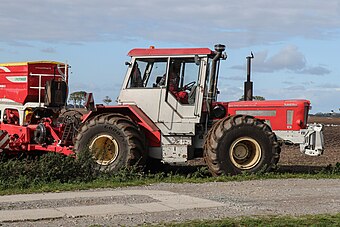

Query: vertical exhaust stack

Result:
[208,44,226,111]
[244,52,254,101]
[208,44,225,101]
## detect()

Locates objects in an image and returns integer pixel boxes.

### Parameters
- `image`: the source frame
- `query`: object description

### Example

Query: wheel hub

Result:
[229,137,262,170]
[89,135,119,166]
[233,144,249,160]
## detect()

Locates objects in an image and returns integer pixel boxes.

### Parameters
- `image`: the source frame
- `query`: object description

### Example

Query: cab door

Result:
[118,56,207,135]
[157,57,207,134]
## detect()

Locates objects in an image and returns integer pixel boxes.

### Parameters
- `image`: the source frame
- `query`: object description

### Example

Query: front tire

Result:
[74,114,146,172]
[204,115,280,175]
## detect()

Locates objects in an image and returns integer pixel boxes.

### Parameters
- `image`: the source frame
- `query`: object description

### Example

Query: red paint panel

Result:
[215,99,310,131]
[0,61,66,104]
[0,121,74,155]
[83,105,161,147]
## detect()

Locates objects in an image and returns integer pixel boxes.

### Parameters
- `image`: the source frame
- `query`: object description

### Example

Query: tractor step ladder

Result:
[162,135,193,163]
[60,123,72,145]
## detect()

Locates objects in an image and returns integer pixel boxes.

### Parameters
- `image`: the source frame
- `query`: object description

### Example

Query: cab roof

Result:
[128,47,214,57]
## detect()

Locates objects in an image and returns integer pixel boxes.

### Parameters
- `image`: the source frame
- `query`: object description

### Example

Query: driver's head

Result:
[171,61,181,73]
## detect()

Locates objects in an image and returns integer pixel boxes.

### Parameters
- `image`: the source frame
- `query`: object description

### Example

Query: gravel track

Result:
[1,178,339,226]
[0,195,157,211]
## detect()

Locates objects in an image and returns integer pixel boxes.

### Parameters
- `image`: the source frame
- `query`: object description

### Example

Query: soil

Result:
[186,116,340,173]
[279,116,340,171]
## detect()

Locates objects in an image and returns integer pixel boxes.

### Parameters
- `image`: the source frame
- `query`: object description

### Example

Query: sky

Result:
[0,0,339,113]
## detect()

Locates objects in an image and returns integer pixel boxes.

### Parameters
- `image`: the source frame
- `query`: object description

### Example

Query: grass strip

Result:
[158,213,340,227]
[0,153,339,195]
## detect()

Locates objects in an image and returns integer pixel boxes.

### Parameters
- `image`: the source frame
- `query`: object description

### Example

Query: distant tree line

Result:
[239,95,265,101]
[68,91,113,108]
[68,91,86,107]
[311,112,340,117]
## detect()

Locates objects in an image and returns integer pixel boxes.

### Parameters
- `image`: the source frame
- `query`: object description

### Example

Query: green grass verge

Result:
[159,213,340,227]
[0,153,339,195]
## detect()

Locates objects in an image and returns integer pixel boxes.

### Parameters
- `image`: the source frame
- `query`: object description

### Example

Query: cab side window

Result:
[166,58,200,105]
[127,58,167,88]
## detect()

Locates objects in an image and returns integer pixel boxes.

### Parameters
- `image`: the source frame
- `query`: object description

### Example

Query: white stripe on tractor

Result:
[0,130,10,149]
[0,66,11,72]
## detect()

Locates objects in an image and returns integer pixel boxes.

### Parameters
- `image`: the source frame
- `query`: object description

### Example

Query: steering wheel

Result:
[183,81,196,91]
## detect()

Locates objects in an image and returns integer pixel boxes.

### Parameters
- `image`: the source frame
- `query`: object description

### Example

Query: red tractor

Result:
[0,45,324,175]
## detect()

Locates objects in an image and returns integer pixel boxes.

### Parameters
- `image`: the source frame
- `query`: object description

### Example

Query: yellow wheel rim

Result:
[89,135,119,166]
[229,137,262,170]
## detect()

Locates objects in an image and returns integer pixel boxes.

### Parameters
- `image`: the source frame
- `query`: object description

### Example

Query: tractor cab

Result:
[118,45,225,131]
[118,45,226,162]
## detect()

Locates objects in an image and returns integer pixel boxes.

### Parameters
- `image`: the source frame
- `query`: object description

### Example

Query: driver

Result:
[169,62,180,91]
[169,62,189,104]
[157,61,189,104]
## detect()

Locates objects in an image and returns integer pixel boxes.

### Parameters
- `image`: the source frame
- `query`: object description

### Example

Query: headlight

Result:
[212,105,226,118]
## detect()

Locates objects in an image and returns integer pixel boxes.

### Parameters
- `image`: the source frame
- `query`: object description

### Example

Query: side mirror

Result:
[125,61,132,66]
[194,55,200,66]
[84,92,95,111]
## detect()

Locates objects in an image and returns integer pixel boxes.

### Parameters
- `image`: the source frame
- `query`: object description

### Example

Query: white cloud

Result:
[231,45,330,75]
[0,1,339,46]
[69,79,121,104]
[218,85,244,101]
[298,66,331,75]
[284,85,306,91]
[41,47,56,54]
[253,86,340,113]
[220,75,244,81]
[266,46,306,71]
[0,1,338,112]
[282,80,294,85]
[316,83,340,89]
[7,41,34,47]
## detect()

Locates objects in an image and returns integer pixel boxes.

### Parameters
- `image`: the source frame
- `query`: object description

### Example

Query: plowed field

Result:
[187,116,340,173]
[279,116,340,171]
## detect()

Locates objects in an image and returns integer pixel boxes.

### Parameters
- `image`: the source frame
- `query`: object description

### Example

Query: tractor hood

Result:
[212,99,311,131]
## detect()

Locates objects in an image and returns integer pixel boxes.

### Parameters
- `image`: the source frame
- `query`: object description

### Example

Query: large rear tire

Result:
[204,115,280,176]
[74,114,146,172]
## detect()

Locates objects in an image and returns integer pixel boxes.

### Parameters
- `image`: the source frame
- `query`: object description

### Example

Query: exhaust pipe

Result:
[244,52,254,101]
[208,44,226,105]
